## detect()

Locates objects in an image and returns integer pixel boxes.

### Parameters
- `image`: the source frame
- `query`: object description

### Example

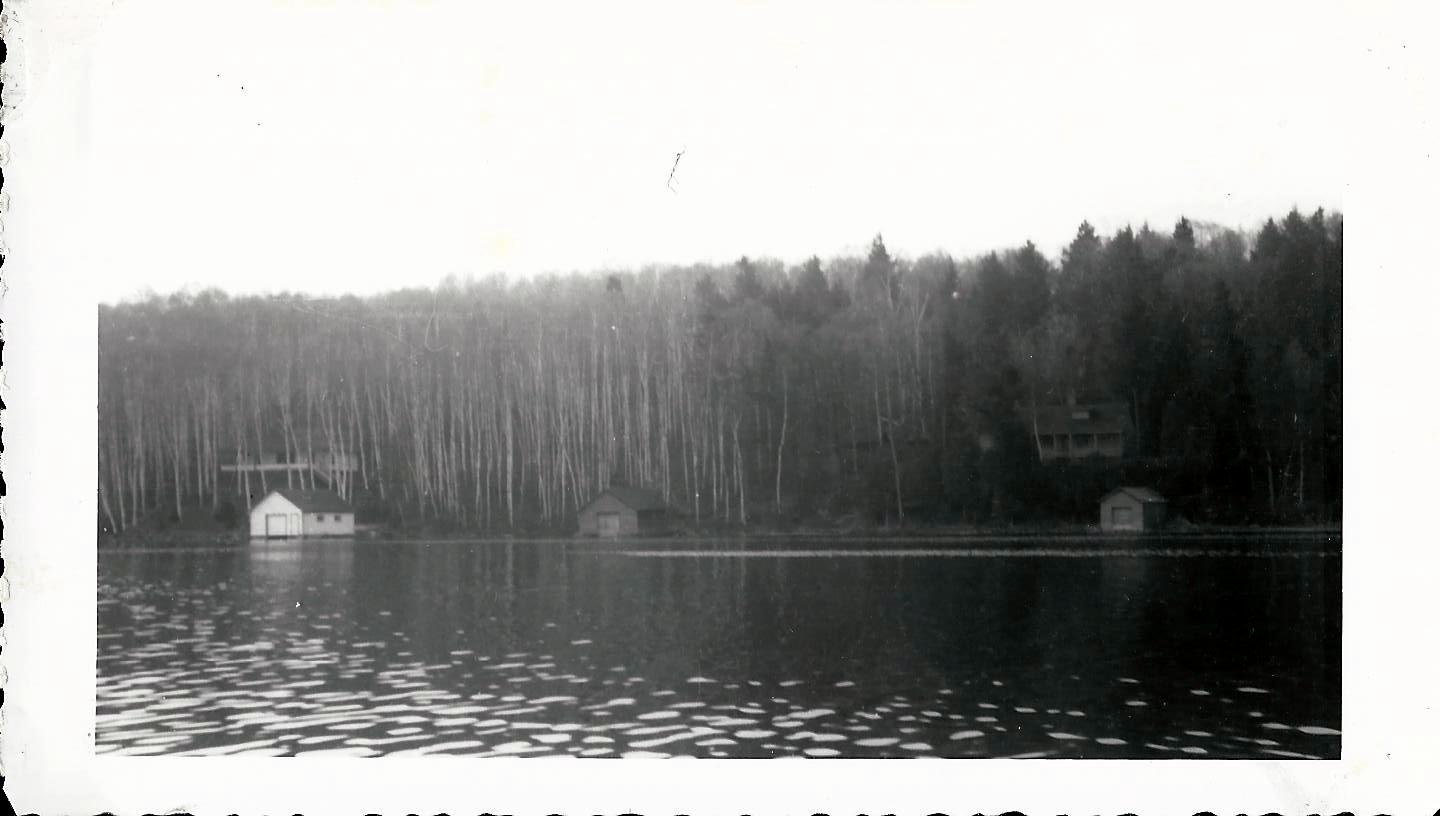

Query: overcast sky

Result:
[31,0,1347,303]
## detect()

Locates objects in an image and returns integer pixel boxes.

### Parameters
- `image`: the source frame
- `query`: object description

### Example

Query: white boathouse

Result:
[249,488,355,538]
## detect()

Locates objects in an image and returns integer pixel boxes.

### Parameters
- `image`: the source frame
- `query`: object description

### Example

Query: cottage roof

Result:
[594,485,667,512]
[270,488,353,513]
[1101,486,1166,504]
[1031,402,1134,436]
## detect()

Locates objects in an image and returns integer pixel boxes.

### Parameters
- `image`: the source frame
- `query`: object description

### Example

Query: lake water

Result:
[97,535,1340,758]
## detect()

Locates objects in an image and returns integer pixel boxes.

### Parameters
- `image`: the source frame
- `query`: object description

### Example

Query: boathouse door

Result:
[265,513,289,538]
[1111,506,1134,529]
[598,512,620,538]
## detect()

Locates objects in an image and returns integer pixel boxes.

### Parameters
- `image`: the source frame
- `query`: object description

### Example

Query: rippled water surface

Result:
[98,536,1340,758]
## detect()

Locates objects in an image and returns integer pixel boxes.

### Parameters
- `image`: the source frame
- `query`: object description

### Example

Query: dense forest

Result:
[97,208,1341,535]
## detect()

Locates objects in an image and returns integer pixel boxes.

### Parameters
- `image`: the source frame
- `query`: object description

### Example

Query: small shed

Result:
[578,486,668,538]
[249,488,355,538]
[1099,487,1167,532]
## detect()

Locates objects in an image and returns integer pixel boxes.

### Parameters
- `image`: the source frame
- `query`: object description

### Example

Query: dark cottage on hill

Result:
[249,488,355,538]
[1031,401,1135,462]
[578,486,669,538]
[1099,487,1167,532]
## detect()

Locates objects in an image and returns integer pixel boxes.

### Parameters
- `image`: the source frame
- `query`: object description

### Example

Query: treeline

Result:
[97,208,1340,534]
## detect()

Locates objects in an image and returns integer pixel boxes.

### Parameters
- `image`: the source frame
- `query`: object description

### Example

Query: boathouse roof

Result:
[269,488,354,513]
[592,485,667,512]
[1101,486,1167,504]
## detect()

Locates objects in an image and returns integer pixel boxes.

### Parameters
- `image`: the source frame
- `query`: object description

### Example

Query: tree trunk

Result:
[886,421,904,526]
[775,368,788,513]
[99,468,120,535]
[734,417,746,526]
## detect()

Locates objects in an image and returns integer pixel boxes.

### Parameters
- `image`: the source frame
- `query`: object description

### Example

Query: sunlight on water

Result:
[97,537,1339,758]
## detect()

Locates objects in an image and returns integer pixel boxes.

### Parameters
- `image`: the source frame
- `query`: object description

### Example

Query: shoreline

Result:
[98,523,1341,550]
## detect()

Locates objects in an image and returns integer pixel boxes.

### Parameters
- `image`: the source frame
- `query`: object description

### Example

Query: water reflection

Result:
[98,537,1340,758]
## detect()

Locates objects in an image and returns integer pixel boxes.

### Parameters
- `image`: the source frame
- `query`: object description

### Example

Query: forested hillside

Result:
[97,209,1341,535]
